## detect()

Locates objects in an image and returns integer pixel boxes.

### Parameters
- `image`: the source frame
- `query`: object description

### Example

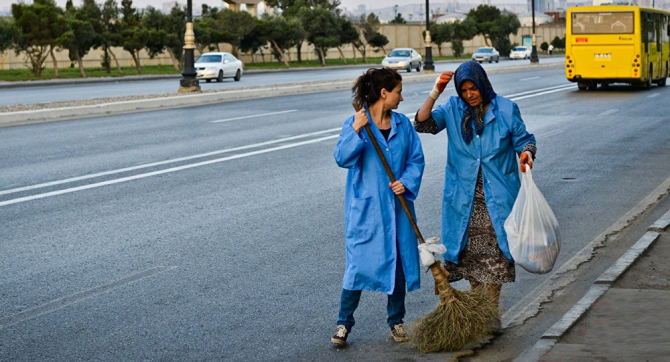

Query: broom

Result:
[353,104,497,352]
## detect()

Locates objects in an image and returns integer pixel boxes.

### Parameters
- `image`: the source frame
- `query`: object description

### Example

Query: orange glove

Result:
[429,71,454,100]
[520,151,533,173]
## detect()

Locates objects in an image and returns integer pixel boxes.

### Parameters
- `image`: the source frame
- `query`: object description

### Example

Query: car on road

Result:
[381,48,423,72]
[509,46,532,60]
[471,47,500,63]
[195,52,243,83]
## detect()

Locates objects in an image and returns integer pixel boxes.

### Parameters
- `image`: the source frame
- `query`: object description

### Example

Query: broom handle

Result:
[354,104,449,294]
[354,104,425,245]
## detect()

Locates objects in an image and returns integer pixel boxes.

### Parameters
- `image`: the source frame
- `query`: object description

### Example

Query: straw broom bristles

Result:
[409,263,498,353]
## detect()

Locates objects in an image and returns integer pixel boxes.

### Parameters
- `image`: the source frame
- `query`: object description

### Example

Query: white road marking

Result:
[0,266,177,328]
[509,85,575,101]
[0,128,341,197]
[211,109,299,123]
[0,135,340,207]
[648,93,660,98]
[505,84,575,98]
[598,109,619,117]
[520,76,541,81]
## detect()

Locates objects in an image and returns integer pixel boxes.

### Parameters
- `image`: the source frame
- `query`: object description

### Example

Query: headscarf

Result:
[453,61,497,144]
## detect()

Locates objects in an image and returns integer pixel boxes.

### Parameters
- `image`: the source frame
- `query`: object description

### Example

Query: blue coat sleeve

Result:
[398,122,425,202]
[510,103,536,153]
[334,115,366,169]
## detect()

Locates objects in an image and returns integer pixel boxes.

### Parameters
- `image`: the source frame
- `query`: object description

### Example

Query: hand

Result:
[389,181,406,195]
[520,151,533,173]
[352,108,368,133]
[429,71,454,100]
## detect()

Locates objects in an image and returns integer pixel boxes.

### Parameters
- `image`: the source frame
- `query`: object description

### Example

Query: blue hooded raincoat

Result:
[334,110,425,295]
[430,61,536,264]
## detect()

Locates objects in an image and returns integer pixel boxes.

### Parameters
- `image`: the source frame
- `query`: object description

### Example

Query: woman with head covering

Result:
[414,61,536,333]
[331,68,425,347]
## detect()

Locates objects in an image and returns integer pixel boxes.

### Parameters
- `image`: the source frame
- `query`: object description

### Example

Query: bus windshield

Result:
[571,12,634,34]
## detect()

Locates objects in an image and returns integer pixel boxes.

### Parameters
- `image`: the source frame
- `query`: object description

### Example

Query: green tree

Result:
[367,32,388,54]
[164,3,186,70]
[466,5,501,46]
[451,19,477,58]
[239,19,266,63]
[336,17,359,64]
[101,0,123,74]
[540,41,549,52]
[429,22,453,57]
[352,12,385,62]
[256,14,305,67]
[0,18,18,53]
[62,0,99,77]
[489,12,520,56]
[389,13,406,24]
[118,0,148,73]
[11,0,64,76]
[551,36,565,49]
[216,9,256,57]
[299,7,341,66]
[142,6,181,70]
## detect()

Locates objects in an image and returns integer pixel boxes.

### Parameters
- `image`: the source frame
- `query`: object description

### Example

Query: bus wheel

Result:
[657,77,666,87]
[644,66,652,89]
[577,82,588,91]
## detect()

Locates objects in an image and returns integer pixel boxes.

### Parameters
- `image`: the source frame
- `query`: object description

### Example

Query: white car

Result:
[195,52,243,82]
[381,48,423,72]
[509,46,532,60]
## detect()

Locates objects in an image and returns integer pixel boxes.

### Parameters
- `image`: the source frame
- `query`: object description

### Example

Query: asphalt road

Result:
[1,64,669,361]
[0,58,566,106]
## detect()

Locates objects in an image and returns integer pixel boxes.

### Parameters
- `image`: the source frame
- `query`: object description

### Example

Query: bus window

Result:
[571,12,634,34]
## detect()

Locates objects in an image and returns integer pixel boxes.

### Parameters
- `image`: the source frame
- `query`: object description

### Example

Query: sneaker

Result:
[331,325,349,347]
[390,323,409,342]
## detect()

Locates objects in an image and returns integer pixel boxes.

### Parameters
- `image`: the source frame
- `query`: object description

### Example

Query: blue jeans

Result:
[337,254,406,331]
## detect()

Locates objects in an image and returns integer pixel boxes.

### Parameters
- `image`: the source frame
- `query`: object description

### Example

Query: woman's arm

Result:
[416,71,454,122]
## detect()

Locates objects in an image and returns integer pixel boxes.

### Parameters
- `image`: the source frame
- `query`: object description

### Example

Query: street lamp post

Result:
[179,0,201,93]
[423,0,435,72]
[529,0,539,63]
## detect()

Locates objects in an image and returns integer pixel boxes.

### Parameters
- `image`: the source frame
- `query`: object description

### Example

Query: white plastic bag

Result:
[504,168,561,274]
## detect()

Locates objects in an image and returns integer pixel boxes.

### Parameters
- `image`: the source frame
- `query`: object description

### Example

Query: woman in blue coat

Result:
[331,68,425,347]
[414,61,536,332]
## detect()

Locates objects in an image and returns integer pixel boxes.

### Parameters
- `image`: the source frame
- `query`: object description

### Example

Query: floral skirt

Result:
[444,169,515,285]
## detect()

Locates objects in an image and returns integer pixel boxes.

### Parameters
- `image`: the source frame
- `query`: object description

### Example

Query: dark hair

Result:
[352,68,402,110]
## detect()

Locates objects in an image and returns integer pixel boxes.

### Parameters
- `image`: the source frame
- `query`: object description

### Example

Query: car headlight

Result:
[382,60,389,65]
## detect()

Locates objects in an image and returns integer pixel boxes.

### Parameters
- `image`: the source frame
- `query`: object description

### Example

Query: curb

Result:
[0,62,563,128]
[515,208,670,361]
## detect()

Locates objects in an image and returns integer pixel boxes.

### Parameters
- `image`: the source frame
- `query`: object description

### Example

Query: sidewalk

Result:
[516,208,670,361]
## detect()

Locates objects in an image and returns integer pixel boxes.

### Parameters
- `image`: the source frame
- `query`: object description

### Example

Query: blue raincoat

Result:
[334,110,425,294]
[430,95,535,264]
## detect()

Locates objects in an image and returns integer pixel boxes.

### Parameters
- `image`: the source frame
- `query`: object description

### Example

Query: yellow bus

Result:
[566,5,670,90]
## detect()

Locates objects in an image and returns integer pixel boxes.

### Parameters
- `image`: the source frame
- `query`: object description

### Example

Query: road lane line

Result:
[0,266,177,328]
[0,127,341,197]
[0,134,340,207]
[648,93,660,98]
[598,109,619,117]
[505,84,574,98]
[211,109,299,123]
[520,76,541,81]
[509,85,575,101]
